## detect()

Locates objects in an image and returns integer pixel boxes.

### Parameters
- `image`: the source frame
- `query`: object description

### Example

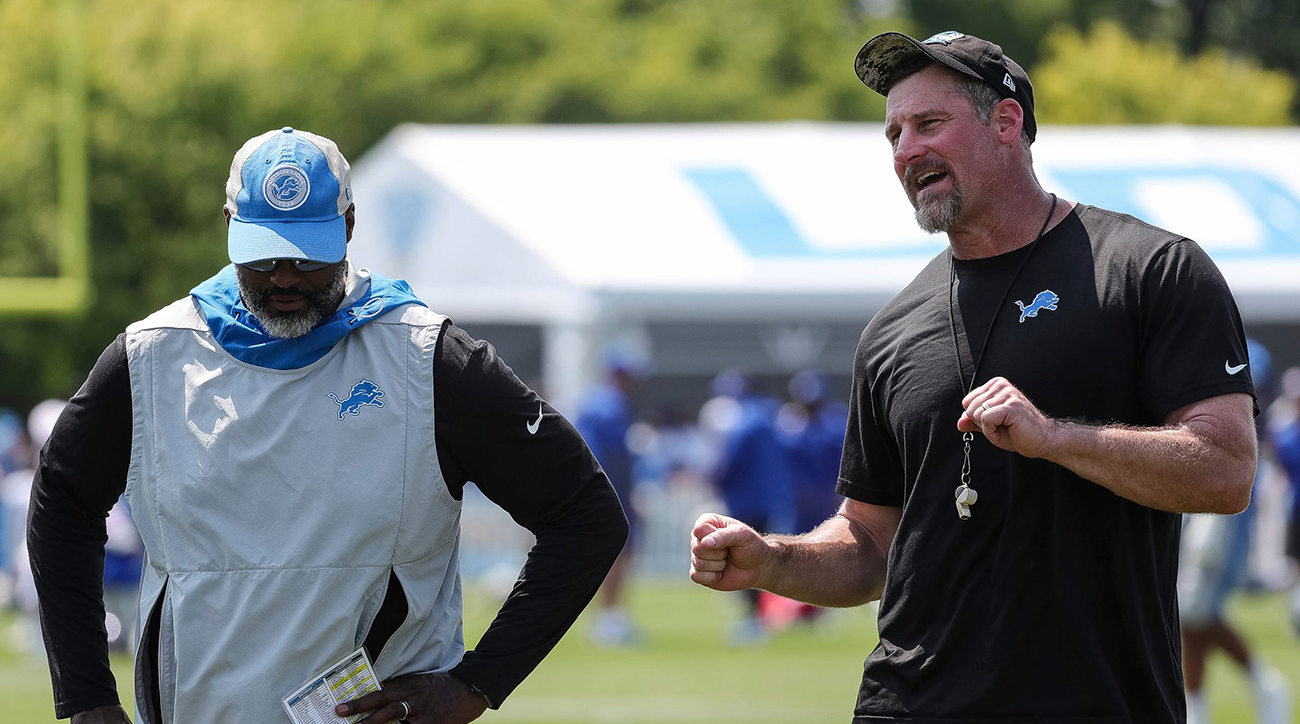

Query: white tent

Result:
[349,123,1300,407]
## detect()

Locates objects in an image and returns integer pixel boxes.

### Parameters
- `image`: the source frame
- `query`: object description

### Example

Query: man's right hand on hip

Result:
[71,705,132,724]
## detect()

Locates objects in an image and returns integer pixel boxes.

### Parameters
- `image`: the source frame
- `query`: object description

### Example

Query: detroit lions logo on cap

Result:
[924,31,965,45]
[263,164,311,211]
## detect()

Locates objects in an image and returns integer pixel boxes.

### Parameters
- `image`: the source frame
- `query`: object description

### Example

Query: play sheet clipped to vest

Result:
[282,646,383,724]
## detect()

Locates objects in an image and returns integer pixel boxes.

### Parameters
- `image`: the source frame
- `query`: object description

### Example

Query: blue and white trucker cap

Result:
[224,127,353,265]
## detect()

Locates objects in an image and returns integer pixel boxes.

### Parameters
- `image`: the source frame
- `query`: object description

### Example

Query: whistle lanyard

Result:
[945,194,1057,520]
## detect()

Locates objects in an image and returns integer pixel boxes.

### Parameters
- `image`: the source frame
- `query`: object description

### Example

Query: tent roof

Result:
[349,122,1300,324]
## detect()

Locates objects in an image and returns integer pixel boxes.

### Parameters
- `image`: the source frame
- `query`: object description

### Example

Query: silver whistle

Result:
[954,485,978,520]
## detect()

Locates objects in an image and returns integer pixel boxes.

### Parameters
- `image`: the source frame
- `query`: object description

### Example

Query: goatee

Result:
[915,185,963,234]
[238,263,348,339]
[904,163,963,234]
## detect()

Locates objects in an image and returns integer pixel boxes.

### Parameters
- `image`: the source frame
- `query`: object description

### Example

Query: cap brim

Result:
[227,215,346,265]
[854,32,981,96]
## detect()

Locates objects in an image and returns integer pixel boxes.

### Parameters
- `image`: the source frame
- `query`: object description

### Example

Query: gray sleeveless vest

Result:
[123,295,461,724]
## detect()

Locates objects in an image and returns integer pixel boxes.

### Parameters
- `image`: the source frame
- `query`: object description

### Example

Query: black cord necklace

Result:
[946,193,1058,520]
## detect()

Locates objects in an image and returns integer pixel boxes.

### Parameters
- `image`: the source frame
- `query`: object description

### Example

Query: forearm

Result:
[28,467,120,717]
[1043,416,1256,514]
[759,513,890,608]
[451,481,627,706]
[26,335,134,718]
[434,322,631,704]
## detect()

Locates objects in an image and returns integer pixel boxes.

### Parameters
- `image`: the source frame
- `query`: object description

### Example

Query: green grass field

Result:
[4,583,1299,723]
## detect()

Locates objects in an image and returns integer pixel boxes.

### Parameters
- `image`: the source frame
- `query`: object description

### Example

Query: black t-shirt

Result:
[27,318,628,718]
[837,205,1254,723]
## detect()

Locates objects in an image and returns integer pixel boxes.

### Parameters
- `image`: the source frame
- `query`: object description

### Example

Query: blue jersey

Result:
[789,402,848,532]
[716,395,794,527]
[1276,420,1300,518]
[576,385,633,496]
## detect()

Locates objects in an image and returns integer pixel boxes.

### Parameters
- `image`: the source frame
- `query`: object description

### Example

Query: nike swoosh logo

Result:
[1226,361,1248,374]
[526,402,543,435]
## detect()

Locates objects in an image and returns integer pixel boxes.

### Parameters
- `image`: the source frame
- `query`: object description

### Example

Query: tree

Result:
[903,0,1300,117]
[1033,21,1295,125]
[1,1,1296,408]
[0,0,895,406]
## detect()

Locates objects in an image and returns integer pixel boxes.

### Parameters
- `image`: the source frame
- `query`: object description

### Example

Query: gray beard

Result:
[914,182,963,234]
[239,263,348,339]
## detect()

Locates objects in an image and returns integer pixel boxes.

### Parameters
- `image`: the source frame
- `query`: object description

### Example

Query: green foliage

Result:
[1,1,1298,407]
[906,0,1073,70]
[0,0,62,280]
[1174,0,1300,115]
[0,0,894,406]
[905,0,1300,117]
[1033,21,1296,125]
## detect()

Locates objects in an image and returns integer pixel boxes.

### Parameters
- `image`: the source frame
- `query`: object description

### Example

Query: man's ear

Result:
[992,99,1024,146]
[345,204,356,243]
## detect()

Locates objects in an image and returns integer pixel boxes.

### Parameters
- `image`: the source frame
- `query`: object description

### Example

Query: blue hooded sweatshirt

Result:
[189,264,426,370]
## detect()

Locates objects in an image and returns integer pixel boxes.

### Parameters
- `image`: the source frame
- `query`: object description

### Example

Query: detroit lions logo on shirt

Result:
[327,379,384,420]
[1015,290,1059,323]
[263,165,311,211]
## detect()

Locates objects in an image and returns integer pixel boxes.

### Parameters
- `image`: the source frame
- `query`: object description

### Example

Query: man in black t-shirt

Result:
[690,31,1257,723]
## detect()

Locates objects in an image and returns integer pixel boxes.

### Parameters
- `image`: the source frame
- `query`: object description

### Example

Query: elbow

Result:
[613,507,631,551]
[1189,416,1258,515]
[1205,459,1256,515]
[600,492,630,564]
[584,489,629,567]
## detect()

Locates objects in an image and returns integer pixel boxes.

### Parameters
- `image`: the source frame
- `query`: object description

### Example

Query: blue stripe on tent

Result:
[1053,167,1300,256]
[683,166,945,258]
[682,168,809,257]
[687,165,1300,259]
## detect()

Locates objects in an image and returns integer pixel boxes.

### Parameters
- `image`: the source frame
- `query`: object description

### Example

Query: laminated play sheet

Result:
[282,647,382,723]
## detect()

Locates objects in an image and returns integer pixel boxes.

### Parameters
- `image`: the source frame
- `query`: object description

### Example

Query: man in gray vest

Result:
[28,127,628,724]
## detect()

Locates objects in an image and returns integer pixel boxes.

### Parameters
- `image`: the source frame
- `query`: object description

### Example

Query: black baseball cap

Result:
[854,30,1037,142]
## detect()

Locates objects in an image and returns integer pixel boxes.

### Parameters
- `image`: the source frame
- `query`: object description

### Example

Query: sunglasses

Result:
[238,259,333,273]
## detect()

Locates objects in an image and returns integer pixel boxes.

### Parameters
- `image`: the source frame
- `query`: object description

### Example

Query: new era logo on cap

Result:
[1003,73,1016,91]
[224,127,353,265]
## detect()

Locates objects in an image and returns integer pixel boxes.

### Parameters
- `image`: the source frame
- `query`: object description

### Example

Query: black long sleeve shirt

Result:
[27,319,628,718]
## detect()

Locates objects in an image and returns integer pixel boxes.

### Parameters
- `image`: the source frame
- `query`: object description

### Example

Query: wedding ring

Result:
[399,700,411,721]
[980,402,991,412]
